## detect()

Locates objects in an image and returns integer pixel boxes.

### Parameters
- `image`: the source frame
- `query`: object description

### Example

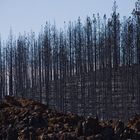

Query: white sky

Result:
[0,0,135,40]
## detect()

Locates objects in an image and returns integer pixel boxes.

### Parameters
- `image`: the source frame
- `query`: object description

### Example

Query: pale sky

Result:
[0,0,135,40]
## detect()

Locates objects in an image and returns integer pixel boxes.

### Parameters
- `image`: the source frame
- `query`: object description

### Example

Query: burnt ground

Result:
[0,96,140,140]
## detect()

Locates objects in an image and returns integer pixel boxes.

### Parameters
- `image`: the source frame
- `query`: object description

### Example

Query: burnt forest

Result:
[0,1,140,140]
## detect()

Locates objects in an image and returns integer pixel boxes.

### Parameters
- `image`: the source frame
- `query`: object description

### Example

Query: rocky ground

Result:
[0,96,140,140]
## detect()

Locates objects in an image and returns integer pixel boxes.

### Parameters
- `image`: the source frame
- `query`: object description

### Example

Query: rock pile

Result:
[0,96,140,140]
